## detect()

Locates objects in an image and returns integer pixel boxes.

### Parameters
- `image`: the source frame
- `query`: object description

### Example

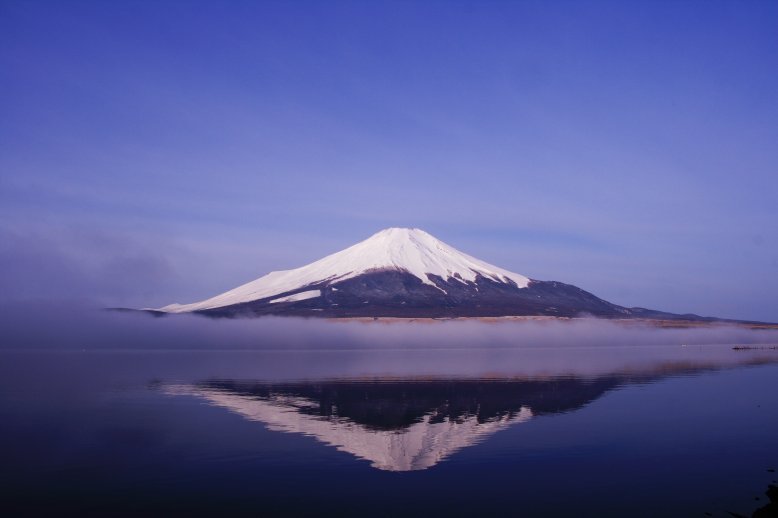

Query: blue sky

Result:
[1,0,777,320]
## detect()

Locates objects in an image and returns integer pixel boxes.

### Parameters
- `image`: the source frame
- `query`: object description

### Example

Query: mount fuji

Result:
[152,228,717,320]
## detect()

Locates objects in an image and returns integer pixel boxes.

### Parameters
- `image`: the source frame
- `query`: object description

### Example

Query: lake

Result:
[1,311,777,516]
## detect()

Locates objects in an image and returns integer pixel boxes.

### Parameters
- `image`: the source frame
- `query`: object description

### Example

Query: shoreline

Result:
[324,315,778,329]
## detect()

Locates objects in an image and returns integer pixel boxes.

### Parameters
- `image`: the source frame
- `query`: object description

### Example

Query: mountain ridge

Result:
[158,228,530,313]
[146,228,755,322]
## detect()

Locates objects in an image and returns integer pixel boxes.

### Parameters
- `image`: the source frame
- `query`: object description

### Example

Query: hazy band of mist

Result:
[2,301,777,352]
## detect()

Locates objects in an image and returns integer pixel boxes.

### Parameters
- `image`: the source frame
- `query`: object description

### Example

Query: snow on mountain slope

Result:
[268,290,321,304]
[159,228,530,313]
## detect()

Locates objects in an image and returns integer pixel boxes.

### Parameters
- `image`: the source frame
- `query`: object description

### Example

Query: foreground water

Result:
[1,314,777,516]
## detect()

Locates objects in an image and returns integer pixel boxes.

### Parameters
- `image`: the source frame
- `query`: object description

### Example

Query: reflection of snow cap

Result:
[165,384,533,471]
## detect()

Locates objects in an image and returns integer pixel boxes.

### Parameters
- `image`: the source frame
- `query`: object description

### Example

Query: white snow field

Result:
[159,228,529,313]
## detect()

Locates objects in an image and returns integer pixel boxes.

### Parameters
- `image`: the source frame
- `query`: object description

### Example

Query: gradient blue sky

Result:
[1,0,777,320]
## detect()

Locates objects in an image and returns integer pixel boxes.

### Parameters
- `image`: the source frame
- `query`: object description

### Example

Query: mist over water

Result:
[3,300,777,383]
[3,301,777,352]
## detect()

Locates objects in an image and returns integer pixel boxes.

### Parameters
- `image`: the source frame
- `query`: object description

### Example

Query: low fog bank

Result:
[1,301,777,351]
[2,301,778,382]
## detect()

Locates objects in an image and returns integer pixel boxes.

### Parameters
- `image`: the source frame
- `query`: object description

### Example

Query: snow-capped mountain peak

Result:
[333,227,529,288]
[159,227,530,313]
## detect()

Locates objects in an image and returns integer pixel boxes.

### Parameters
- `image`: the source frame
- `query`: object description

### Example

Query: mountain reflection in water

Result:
[165,357,775,471]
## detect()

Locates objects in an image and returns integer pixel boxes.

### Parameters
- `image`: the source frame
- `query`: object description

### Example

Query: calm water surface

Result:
[1,330,777,516]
